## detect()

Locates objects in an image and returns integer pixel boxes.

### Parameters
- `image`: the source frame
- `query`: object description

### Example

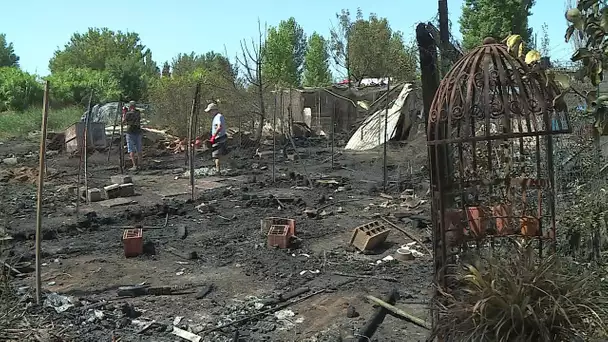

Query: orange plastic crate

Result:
[123,228,143,257]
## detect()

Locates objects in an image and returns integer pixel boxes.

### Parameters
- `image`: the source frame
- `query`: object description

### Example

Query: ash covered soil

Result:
[0,136,433,342]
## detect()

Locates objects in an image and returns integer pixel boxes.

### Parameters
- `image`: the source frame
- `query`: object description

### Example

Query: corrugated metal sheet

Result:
[344,83,416,151]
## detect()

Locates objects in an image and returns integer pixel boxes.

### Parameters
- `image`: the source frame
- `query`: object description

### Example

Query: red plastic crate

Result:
[267,225,290,248]
[123,228,143,257]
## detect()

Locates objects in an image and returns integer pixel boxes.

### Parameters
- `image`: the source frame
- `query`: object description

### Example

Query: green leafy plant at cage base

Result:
[432,243,608,341]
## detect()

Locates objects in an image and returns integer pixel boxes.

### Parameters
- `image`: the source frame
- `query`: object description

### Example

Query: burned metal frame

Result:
[426,41,572,295]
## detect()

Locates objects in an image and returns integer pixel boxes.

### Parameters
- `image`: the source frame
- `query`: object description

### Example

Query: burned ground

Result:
[0,135,432,342]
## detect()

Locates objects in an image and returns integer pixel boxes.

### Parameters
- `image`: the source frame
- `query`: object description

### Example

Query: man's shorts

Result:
[211,135,227,158]
[126,133,143,153]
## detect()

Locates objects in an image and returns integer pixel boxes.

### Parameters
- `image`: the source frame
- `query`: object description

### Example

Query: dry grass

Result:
[434,244,608,341]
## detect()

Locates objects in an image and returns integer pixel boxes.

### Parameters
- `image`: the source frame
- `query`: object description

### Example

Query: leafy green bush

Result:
[434,245,608,341]
[0,67,43,111]
[45,67,121,106]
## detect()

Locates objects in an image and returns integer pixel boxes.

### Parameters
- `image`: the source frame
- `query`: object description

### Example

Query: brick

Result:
[349,221,391,252]
[111,175,133,185]
[87,188,103,202]
[104,184,121,199]
[119,183,135,197]
[123,228,143,257]
[267,225,290,248]
[260,217,295,236]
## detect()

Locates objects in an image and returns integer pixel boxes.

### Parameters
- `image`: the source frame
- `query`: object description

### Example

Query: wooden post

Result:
[119,103,125,174]
[331,99,335,170]
[35,81,51,305]
[84,92,93,204]
[272,91,277,183]
[438,0,451,75]
[416,23,440,135]
[188,83,201,201]
[107,102,121,162]
[383,77,391,192]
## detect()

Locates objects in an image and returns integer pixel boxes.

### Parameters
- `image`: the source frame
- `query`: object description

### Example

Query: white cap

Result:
[204,103,218,112]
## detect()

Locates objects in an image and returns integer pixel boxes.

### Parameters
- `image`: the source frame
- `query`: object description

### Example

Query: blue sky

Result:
[2,0,571,76]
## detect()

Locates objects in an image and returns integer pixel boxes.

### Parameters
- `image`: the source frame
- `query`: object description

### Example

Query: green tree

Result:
[49,28,158,100]
[459,0,536,50]
[0,34,19,68]
[263,17,306,87]
[565,1,608,134]
[171,51,235,82]
[46,68,121,105]
[330,9,417,83]
[302,32,332,87]
[329,9,353,84]
[161,61,171,77]
[0,67,43,111]
[540,22,550,56]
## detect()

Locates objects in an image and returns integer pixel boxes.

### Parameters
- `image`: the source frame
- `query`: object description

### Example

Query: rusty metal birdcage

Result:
[426,39,572,291]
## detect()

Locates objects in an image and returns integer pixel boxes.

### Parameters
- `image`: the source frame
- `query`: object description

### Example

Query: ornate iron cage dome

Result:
[426,39,572,290]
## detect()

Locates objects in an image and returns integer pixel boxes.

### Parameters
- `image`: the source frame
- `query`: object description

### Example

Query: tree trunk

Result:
[416,23,439,135]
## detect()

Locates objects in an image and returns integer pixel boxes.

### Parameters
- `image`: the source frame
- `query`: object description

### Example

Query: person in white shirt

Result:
[204,103,227,172]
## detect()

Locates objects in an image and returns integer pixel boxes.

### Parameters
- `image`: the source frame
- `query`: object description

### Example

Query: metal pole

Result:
[35,81,50,305]
[273,91,277,183]
[84,92,93,204]
[383,78,390,192]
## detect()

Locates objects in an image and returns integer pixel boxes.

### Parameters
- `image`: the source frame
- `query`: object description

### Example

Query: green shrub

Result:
[0,67,43,111]
[434,244,608,341]
[0,106,82,139]
[45,67,121,106]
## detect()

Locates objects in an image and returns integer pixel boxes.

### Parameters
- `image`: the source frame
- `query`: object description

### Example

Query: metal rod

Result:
[107,102,121,162]
[383,78,390,192]
[35,80,51,305]
[119,103,124,174]
[273,91,277,183]
[84,92,93,204]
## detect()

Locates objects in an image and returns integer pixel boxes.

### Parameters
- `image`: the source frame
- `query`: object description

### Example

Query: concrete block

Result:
[104,184,121,199]
[2,157,18,165]
[111,175,133,185]
[87,188,103,202]
[119,183,135,197]
[349,221,391,252]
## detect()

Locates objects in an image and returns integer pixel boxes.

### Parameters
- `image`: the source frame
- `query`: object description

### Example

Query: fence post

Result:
[273,90,277,183]
[383,78,390,192]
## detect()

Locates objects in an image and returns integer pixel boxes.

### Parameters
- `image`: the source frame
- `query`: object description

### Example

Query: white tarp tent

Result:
[344,83,417,151]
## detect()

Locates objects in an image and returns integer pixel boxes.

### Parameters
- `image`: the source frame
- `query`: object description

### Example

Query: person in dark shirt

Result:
[122,101,143,171]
